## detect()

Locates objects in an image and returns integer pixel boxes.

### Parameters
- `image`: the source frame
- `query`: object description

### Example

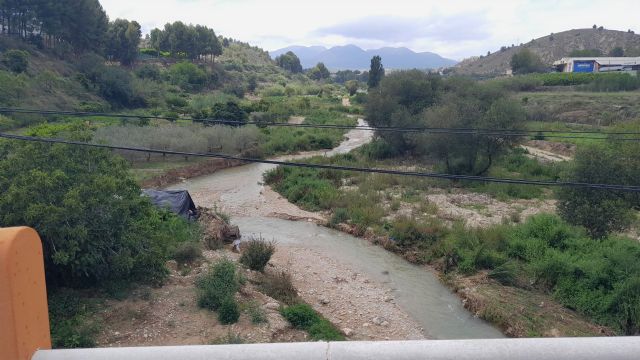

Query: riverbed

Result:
[169,120,503,339]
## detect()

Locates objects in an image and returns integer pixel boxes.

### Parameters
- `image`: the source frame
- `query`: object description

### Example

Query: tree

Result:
[609,47,625,57]
[558,146,634,238]
[149,22,221,61]
[510,49,545,74]
[308,62,330,80]
[0,136,191,287]
[168,61,208,91]
[275,51,303,73]
[415,80,525,175]
[366,70,442,153]
[368,55,384,89]
[345,80,359,96]
[105,19,142,66]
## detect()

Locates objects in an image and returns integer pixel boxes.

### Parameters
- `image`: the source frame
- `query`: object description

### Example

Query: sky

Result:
[99,0,639,60]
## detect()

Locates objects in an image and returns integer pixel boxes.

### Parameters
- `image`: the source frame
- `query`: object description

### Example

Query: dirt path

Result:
[342,97,352,107]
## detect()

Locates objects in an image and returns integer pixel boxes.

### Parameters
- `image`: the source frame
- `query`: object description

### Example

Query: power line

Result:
[2,107,640,141]
[2,132,639,192]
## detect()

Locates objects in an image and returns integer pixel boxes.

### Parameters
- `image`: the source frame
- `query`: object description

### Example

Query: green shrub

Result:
[280,304,320,328]
[329,208,349,227]
[2,49,29,73]
[172,241,202,265]
[135,64,162,80]
[196,259,240,310]
[169,61,208,91]
[48,289,99,348]
[308,319,345,340]
[488,261,519,286]
[97,67,136,107]
[390,217,444,248]
[239,237,276,272]
[280,304,345,340]
[218,297,240,324]
[0,141,191,288]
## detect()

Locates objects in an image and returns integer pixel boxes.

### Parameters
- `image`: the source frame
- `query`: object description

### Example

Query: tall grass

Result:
[93,124,261,161]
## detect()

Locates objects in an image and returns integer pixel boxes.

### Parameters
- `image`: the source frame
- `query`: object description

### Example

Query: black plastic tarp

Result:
[142,189,198,220]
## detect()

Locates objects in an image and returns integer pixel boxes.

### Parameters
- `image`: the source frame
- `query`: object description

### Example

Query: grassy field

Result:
[520,91,640,126]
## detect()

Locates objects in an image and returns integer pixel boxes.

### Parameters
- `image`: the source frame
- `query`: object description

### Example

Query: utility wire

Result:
[2,132,639,192]
[2,107,640,140]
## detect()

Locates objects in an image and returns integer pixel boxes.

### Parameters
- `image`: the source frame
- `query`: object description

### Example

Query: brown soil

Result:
[524,140,576,160]
[141,159,245,188]
[95,250,308,347]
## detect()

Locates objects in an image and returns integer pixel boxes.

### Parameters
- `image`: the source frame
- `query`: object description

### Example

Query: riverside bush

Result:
[280,304,345,340]
[239,237,275,272]
[437,214,640,334]
[217,297,240,324]
[0,141,195,288]
[196,259,240,310]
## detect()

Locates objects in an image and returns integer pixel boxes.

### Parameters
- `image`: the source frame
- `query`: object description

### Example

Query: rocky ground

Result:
[270,246,425,341]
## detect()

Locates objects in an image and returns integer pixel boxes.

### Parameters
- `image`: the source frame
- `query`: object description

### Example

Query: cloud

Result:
[314,13,491,43]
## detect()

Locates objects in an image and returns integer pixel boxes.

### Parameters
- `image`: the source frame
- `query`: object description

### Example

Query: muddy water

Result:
[169,120,504,339]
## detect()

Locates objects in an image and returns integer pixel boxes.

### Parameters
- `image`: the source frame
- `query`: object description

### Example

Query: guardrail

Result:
[31,337,640,360]
[2,226,639,360]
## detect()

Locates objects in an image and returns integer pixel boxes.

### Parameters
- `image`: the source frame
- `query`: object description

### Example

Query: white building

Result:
[553,57,640,73]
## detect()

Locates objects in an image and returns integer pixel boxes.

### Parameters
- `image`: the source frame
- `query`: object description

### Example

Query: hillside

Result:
[271,45,457,70]
[455,28,640,76]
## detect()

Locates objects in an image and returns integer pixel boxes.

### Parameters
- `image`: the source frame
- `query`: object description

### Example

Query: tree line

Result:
[149,22,222,62]
[0,0,108,52]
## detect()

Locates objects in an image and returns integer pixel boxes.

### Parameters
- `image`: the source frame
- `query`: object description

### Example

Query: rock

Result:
[264,302,280,311]
[384,296,394,303]
[166,260,178,271]
[342,328,354,337]
[381,321,389,327]
[372,316,385,326]
[362,322,370,327]
[319,298,330,305]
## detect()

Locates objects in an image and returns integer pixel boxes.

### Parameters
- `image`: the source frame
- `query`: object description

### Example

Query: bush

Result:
[308,319,345,340]
[135,64,162,80]
[48,289,99,348]
[258,270,299,305]
[280,304,320,328]
[172,241,202,265]
[239,237,276,272]
[97,67,135,107]
[168,61,208,91]
[218,297,240,324]
[0,141,192,288]
[281,304,345,340]
[2,49,29,73]
[390,217,444,248]
[196,259,240,310]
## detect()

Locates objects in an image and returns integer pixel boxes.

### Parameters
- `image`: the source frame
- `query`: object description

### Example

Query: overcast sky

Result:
[99,0,639,60]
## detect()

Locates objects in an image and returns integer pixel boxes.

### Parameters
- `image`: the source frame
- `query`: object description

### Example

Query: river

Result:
[169,119,504,339]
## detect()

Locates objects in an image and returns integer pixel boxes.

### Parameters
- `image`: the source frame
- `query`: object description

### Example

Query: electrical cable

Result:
[2,132,639,192]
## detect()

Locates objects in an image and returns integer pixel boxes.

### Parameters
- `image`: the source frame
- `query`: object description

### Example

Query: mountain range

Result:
[270,45,457,70]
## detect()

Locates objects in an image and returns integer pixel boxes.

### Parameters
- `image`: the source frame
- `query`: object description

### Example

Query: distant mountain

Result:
[270,45,457,70]
[455,28,640,76]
